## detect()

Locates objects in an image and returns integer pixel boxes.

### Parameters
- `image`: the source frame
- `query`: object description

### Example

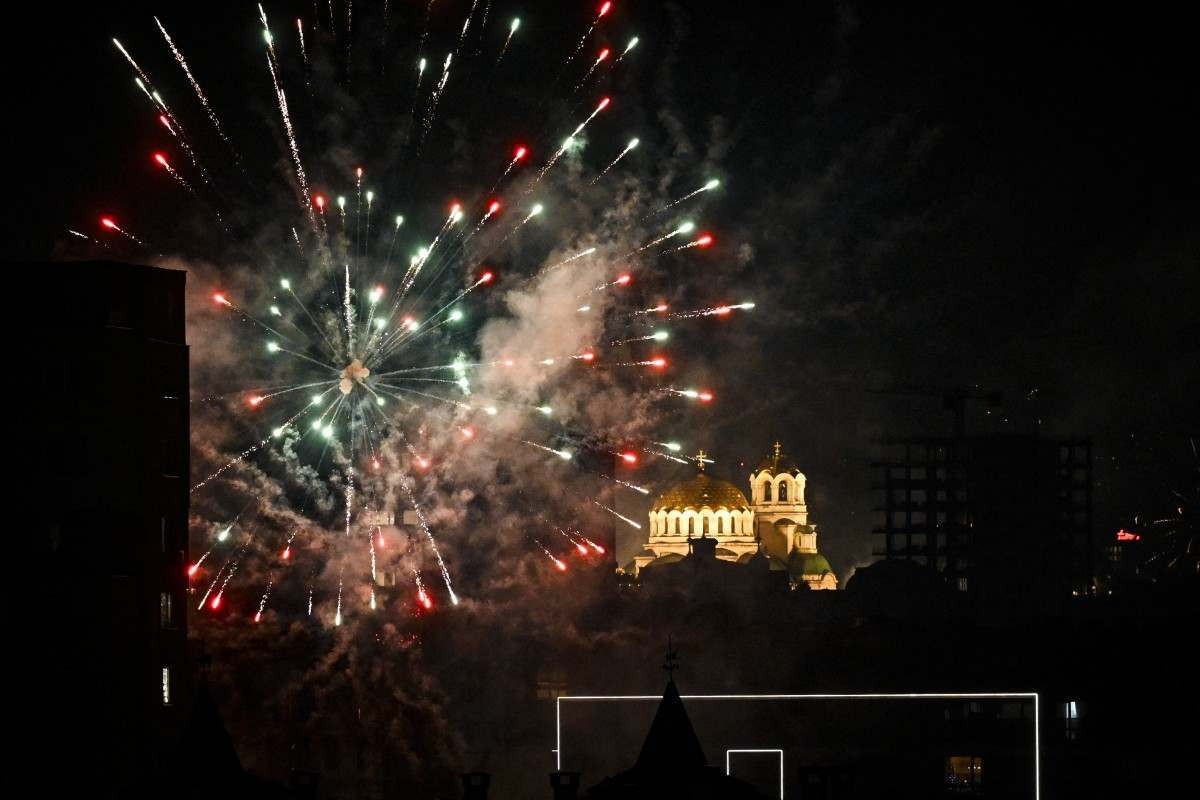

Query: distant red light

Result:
[153,152,168,167]
[100,217,117,230]
[213,293,229,306]
[248,395,264,407]
[210,595,222,610]
[418,590,433,609]
[697,390,714,403]
[649,357,667,369]
[416,457,430,469]
[599,2,612,17]
[598,96,611,111]
[616,273,632,286]
[696,233,714,247]
[314,194,326,209]
[554,559,568,572]
[281,547,291,560]
[461,426,475,439]
[621,451,638,464]
[488,200,501,214]
[480,270,494,283]
[576,543,589,556]
[187,564,199,578]
[591,543,606,554]
[514,145,527,160]
[598,48,610,61]
[254,611,262,623]
[1116,529,1141,542]
[715,305,732,316]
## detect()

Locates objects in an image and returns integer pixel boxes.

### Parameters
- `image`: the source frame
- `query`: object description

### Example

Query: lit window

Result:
[1064,699,1081,740]
[778,481,789,502]
[957,577,969,592]
[160,592,174,628]
[945,756,983,790]
[161,666,172,706]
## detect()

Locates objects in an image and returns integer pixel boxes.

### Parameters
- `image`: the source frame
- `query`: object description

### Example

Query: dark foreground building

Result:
[583,677,770,800]
[872,435,1093,612]
[460,677,771,800]
[20,259,302,798]
[20,261,190,795]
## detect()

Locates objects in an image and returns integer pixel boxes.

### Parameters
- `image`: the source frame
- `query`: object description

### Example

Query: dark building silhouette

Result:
[584,678,770,799]
[26,260,191,795]
[637,533,793,598]
[460,676,770,800]
[872,435,1093,612]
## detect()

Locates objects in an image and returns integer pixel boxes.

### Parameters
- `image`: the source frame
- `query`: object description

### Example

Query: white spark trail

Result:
[593,500,642,529]
[261,6,315,228]
[401,476,459,604]
[592,138,638,183]
[496,18,519,66]
[653,179,720,215]
[154,17,232,146]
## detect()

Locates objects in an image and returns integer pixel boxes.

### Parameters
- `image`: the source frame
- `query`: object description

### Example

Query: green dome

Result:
[790,551,833,576]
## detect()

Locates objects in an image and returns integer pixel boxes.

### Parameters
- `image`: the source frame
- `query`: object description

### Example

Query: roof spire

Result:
[662,636,680,680]
[692,449,713,473]
[772,441,782,470]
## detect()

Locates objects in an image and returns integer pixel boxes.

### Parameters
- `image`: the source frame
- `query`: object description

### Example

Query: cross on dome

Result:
[692,449,713,472]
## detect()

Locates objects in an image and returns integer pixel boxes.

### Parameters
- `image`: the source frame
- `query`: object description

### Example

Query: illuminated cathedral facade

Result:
[627,443,837,590]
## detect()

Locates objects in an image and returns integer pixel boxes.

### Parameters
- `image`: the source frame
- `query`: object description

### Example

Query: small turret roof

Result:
[635,679,706,771]
[754,441,801,474]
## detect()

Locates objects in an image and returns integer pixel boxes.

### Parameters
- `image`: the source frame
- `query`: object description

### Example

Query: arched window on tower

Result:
[702,515,710,535]
[779,481,789,502]
[763,482,772,502]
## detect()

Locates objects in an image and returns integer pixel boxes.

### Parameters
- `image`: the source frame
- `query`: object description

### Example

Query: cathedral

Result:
[625,443,837,590]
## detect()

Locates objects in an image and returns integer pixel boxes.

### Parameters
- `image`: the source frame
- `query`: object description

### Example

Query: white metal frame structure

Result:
[725,748,784,799]
[555,692,1040,800]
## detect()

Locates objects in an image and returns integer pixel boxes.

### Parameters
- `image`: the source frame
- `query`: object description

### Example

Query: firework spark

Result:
[592,500,642,529]
[592,137,639,183]
[154,16,232,146]
[496,17,520,66]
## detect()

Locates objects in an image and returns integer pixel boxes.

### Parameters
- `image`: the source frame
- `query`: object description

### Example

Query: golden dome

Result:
[651,472,751,512]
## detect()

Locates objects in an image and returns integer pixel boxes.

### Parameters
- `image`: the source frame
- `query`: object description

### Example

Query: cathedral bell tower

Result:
[749,442,837,589]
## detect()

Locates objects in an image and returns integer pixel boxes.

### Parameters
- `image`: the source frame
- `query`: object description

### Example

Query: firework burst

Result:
[78,2,749,628]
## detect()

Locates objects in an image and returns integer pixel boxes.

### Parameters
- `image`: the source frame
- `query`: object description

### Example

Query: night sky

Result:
[13,1,1195,575]
[8,2,1197,543]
